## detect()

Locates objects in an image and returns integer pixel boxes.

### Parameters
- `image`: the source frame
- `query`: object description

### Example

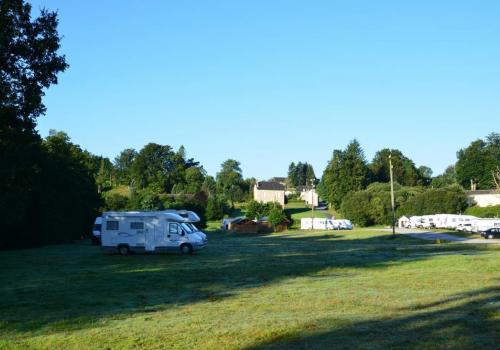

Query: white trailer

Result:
[471,218,500,233]
[100,210,207,255]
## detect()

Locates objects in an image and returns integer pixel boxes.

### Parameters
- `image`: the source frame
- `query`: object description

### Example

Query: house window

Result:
[130,222,144,230]
[106,221,119,230]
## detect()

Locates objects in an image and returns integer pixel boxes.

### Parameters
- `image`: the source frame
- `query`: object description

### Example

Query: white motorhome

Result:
[100,210,207,255]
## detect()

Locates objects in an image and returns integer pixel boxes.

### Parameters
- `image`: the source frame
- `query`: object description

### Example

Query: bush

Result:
[399,186,468,216]
[465,205,500,218]
[245,200,267,220]
[103,193,129,211]
[341,191,374,226]
[268,203,287,228]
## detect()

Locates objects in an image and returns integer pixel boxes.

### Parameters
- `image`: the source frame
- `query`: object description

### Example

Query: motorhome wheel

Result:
[180,244,193,255]
[118,245,130,256]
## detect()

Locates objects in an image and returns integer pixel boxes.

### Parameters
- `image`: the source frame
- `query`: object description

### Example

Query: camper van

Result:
[92,217,102,245]
[100,210,207,255]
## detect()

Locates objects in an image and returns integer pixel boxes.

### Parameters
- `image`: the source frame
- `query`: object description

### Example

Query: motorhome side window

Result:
[169,223,179,234]
[130,222,144,230]
[106,220,119,230]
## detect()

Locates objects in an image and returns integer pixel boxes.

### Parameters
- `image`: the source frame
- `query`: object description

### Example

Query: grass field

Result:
[1,229,499,349]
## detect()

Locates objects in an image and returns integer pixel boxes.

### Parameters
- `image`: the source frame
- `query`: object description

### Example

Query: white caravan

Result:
[100,210,207,255]
[471,218,500,233]
[421,215,437,229]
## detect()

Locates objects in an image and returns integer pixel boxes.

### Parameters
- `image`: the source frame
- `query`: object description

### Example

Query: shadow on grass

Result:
[0,231,493,336]
[284,207,311,217]
[244,285,500,349]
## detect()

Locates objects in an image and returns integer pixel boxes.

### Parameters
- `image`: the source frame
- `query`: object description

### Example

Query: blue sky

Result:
[31,1,500,179]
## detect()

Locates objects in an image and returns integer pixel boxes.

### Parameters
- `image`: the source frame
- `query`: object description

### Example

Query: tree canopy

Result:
[456,133,500,190]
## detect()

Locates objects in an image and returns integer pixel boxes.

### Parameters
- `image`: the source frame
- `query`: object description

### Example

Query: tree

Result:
[0,1,69,248]
[432,165,457,188]
[202,175,217,197]
[114,148,137,185]
[216,159,244,207]
[184,166,206,194]
[321,140,370,209]
[130,143,176,190]
[369,149,422,186]
[456,133,500,190]
[287,161,316,188]
[417,166,433,186]
[205,196,227,220]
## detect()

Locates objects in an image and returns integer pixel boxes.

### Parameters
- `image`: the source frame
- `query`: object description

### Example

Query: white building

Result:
[253,181,286,206]
[466,190,500,207]
[297,186,319,207]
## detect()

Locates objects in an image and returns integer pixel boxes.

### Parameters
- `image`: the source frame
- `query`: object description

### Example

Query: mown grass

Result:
[0,229,499,349]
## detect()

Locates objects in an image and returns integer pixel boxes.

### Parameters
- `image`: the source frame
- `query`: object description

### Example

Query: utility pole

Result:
[389,153,396,238]
[311,179,315,230]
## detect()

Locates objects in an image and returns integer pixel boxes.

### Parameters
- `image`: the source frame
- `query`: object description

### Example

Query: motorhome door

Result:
[144,219,156,251]
[168,222,181,242]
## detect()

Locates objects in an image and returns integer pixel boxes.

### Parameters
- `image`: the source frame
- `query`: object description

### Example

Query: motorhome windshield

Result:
[187,223,199,232]
[181,223,195,234]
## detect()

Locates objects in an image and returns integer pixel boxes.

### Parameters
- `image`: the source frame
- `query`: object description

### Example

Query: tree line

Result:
[0,2,255,248]
[318,135,500,226]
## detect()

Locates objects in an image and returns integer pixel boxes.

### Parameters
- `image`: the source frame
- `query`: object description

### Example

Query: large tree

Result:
[287,161,316,188]
[321,140,370,209]
[216,159,244,207]
[0,1,69,248]
[114,148,137,185]
[456,133,500,190]
[369,149,423,186]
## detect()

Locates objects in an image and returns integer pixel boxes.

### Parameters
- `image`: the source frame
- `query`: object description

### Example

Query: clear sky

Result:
[31,1,500,179]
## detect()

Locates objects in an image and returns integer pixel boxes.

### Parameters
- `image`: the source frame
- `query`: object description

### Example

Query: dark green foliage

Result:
[268,203,287,228]
[202,175,217,197]
[114,148,137,185]
[432,165,457,188]
[370,149,425,186]
[33,132,101,245]
[398,186,468,216]
[205,196,228,221]
[287,162,316,188]
[456,133,500,190]
[341,191,374,226]
[130,143,177,191]
[103,193,129,211]
[321,140,370,209]
[464,205,500,218]
[245,200,268,220]
[216,159,245,207]
[0,2,97,248]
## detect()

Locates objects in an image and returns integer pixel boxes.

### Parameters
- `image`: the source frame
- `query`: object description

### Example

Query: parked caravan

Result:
[408,216,422,228]
[421,215,436,229]
[471,218,500,233]
[101,210,207,255]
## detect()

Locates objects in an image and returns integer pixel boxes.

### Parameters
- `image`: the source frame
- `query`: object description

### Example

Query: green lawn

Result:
[1,229,499,349]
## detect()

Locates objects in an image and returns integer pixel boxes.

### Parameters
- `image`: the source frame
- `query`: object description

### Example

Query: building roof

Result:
[465,190,500,195]
[256,181,285,191]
